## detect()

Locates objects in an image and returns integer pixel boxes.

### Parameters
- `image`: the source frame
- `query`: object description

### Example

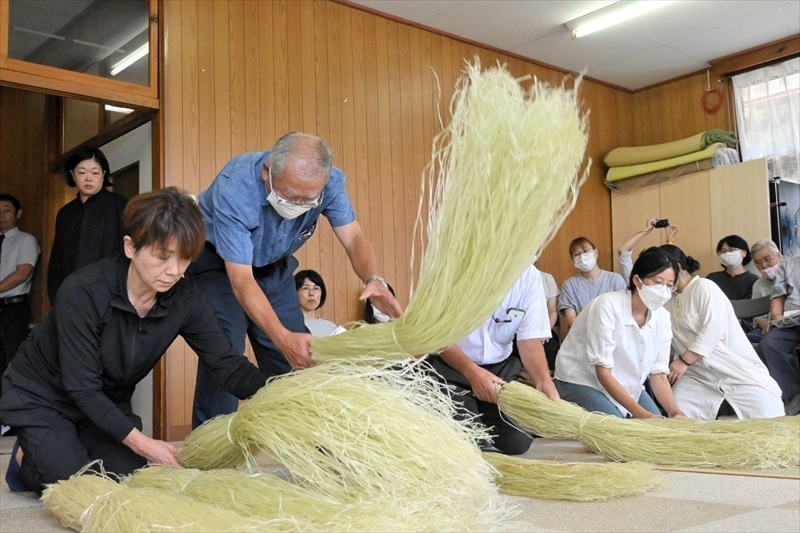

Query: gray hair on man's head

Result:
[751,239,780,255]
[268,132,333,182]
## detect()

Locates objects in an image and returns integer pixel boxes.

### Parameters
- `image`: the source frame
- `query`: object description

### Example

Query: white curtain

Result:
[733,57,800,184]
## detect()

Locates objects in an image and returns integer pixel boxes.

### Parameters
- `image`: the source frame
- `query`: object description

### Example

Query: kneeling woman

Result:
[662,245,783,419]
[0,188,268,494]
[554,248,684,418]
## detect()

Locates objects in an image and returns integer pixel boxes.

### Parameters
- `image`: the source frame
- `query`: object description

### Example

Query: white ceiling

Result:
[350,0,800,90]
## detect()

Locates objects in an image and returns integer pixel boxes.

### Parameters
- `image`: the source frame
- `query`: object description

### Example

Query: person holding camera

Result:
[617,218,679,283]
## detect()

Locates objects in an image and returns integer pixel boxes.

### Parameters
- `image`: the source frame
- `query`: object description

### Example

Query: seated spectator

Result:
[0,194,40,437]
[746,239,783,343]
[758,256,800,415]
[706,235,759,300]
[294,269,338,337]
[617,218,679,282]
[559,237,626,329]
[365,283,395,324]
[662,245,783,419]
[554,248,684,418]
[538,264,561,371]
[427,265,557,455]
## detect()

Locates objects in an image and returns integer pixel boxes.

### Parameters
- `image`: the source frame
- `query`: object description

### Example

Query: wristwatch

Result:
[364,275,388,289]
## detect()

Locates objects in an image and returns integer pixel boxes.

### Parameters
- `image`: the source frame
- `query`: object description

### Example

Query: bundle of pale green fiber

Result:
[484,453,663,502]
[642,415,800,439]
[178,411,246,471]
[180,358,511,531]
[311,60,589,362]
[498,382,799,469]
[496,381,585,439]
[580,415,800,469]
[126,466,469,532]
[41,470,123,531]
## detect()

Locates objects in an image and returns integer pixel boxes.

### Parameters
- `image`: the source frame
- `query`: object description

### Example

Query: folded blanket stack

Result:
[604,129,738,192]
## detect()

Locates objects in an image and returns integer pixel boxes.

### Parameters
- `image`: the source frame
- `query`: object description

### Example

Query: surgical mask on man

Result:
[372,305,391,323]
[719,251,743,269]
[762,264,780,280]
[573,252,596,272]
[267,192,313,220]
[635,277,673,311]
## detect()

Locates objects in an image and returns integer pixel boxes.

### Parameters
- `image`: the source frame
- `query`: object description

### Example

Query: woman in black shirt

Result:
[1,188,267,494]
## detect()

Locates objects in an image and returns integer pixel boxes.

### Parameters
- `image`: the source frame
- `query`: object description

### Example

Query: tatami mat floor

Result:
[1,435,798,533]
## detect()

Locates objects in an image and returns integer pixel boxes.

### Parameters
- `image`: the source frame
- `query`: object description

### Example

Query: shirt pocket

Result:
[288,223,317,255]
[488,313,523,345]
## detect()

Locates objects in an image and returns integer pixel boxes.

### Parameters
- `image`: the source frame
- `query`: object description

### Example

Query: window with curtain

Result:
[733,57,800,184]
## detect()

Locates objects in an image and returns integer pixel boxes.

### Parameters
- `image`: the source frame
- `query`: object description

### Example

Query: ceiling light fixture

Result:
[566,1,673,39]
[110,42,149,76]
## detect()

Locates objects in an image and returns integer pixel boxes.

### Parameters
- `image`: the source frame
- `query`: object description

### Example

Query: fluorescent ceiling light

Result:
[566,1,673,39]
[110,42,149,76]
[104,104,134,114]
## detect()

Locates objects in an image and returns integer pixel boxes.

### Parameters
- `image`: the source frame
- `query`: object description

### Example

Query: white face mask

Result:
[762,264,780,280]
[635,277,673,311]
[573,252,597,272]
[719,251,743,269]
[267,192,313,220]
[371,305,391,323]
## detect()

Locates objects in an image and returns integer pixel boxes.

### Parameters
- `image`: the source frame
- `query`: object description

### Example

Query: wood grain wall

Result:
[161,0,634,439]
[631,71,733,145]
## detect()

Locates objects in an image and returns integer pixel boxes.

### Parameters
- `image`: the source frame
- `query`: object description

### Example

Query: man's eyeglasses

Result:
[268,167,324,209]
[753,255,777,268]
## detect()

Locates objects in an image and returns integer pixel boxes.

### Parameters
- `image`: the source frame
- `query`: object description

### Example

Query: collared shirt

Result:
[772,256,800,313]
[456,265,550,366]
[198,151,355,267]
[558,270,626,315]
[554,290,672,416]
[0,226,40,298]
[666,276,781,419]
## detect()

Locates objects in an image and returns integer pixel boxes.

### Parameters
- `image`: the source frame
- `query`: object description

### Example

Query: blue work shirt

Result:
[198,151,355,267]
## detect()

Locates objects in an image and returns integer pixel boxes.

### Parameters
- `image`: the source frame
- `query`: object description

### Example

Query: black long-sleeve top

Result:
[7,255,267,442]
[47,188,128,305]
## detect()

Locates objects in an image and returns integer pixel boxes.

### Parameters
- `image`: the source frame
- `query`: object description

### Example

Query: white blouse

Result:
[555,289,672,416]
[665,276,782,418]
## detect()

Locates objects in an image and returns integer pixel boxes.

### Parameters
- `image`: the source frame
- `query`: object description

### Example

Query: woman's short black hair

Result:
[628,247,679,291]
[294,269,327,309]
[64,146,112,188]
[660,244,701,274]
[716,234,753,266]
[364,283,395,324]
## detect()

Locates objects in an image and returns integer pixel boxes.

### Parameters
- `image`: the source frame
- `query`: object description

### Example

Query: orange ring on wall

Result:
[702,88,723,115]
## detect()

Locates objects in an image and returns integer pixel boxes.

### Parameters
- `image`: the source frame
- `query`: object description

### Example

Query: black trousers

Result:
[0,297,31,418]
[428,356,533,455]
[1,372,146,495]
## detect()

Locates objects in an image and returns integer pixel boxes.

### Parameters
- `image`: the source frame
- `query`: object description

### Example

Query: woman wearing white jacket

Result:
[662,245,784,419]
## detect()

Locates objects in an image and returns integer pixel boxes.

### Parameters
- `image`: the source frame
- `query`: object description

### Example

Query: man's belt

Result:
[0,295,26,306]
[204,241,283,278]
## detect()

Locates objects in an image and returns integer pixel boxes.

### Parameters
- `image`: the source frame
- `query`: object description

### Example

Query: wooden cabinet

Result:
[611,159,770,278]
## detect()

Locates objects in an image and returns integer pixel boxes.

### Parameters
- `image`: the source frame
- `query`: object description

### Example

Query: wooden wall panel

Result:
[161,0,635,439]
[631,71,732,146]
[0,87,48,323]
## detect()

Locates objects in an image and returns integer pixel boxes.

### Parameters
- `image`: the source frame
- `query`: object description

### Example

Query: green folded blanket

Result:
[701,129,738,149]
[606,143,725,182]
[604,129,737,167]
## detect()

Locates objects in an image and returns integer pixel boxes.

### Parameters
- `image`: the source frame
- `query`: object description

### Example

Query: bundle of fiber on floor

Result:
[180,358,510,531]
[178,412,246,471]
[126,466,461,532]
[497,381,800,469]
[496,381,585,439]
[42,472,123,531]
[642,415,800,440]
[484,453,663,501]
[579,415,800,469]
[311,60,589,362]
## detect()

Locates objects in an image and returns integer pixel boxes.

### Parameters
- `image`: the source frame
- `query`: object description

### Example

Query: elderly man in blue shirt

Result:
[190,132,402,428]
